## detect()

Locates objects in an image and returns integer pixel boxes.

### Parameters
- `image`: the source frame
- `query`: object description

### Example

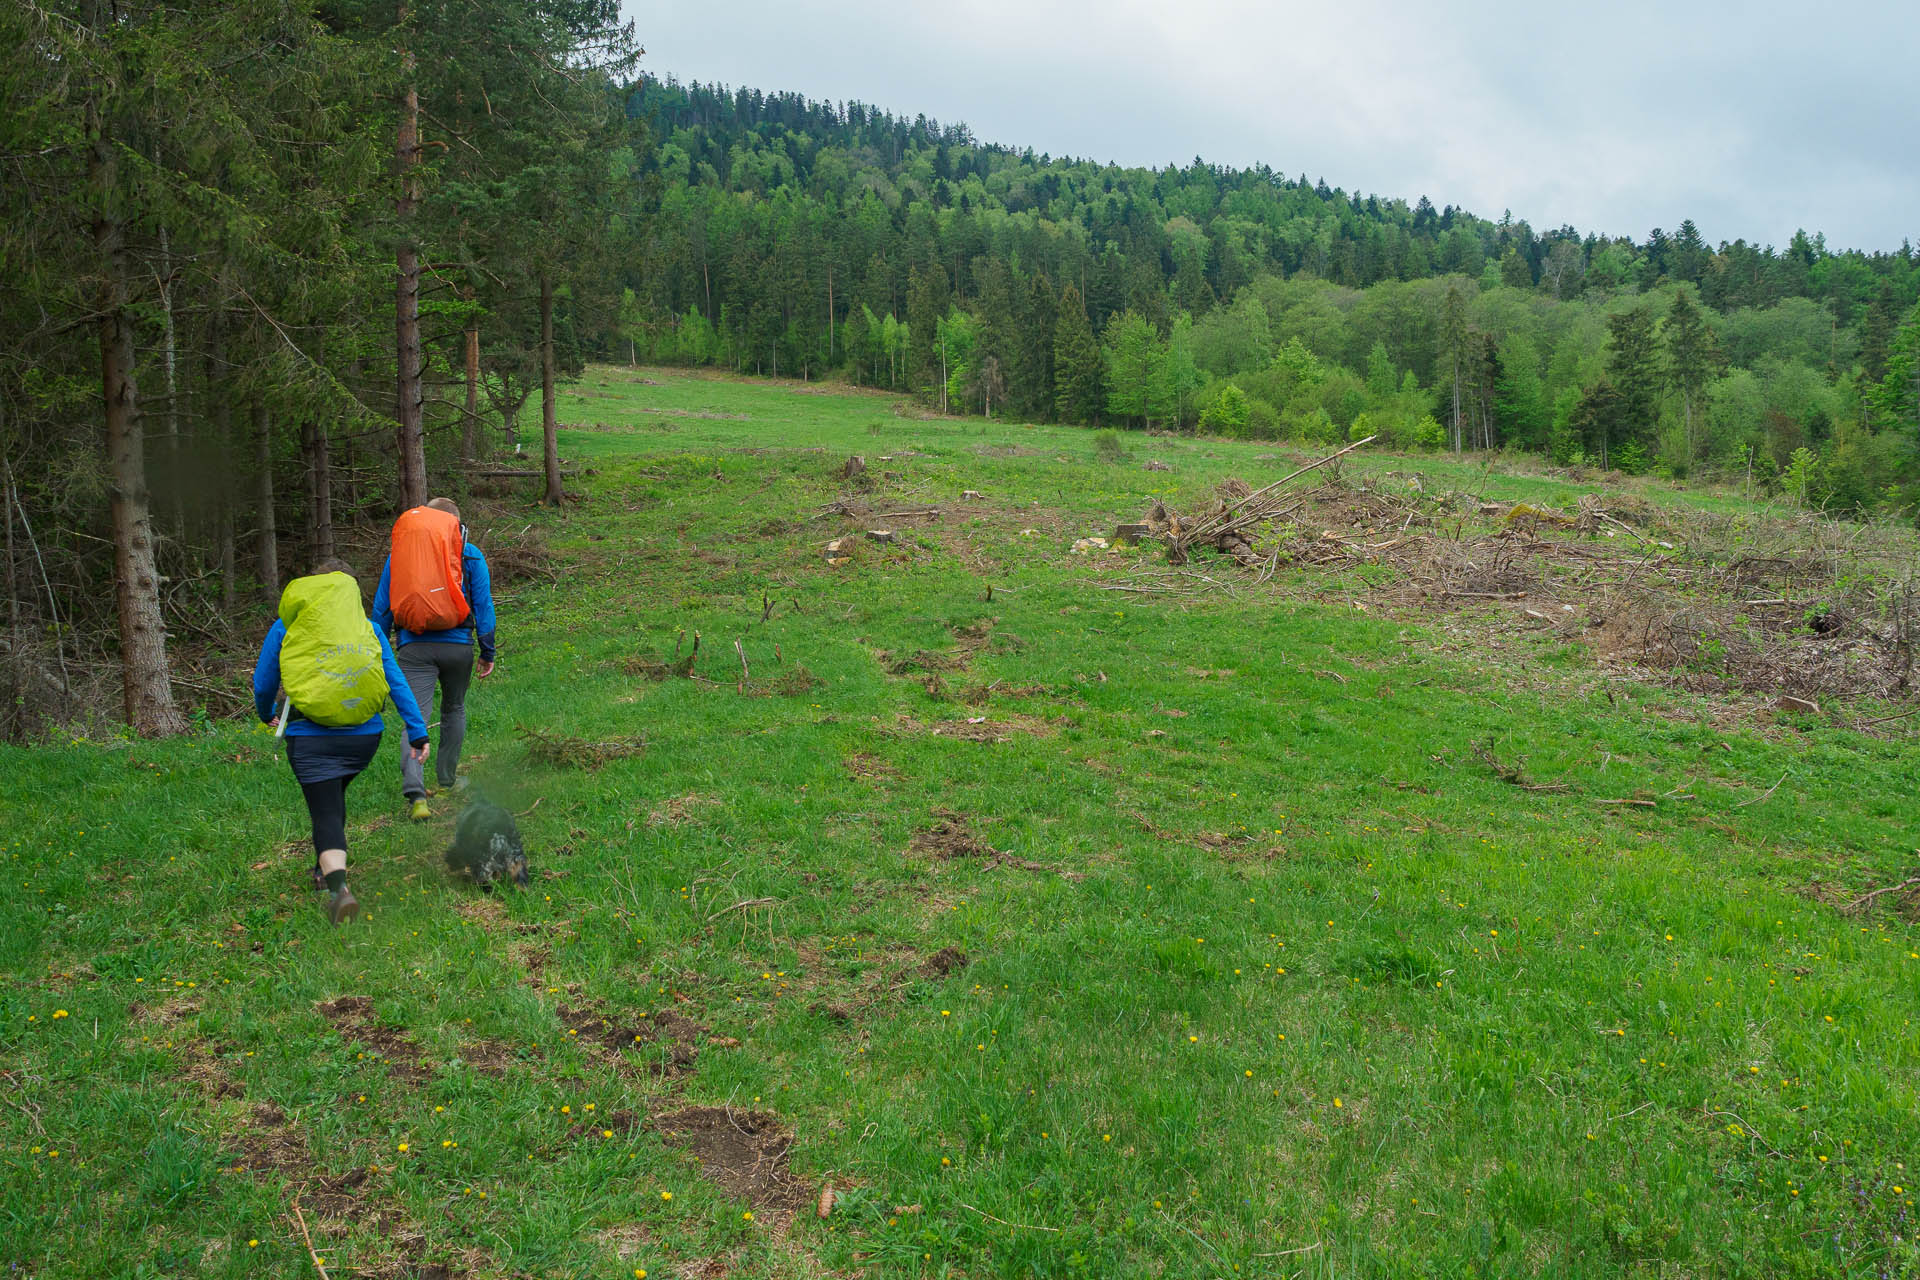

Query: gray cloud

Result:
[624,0,1919,251]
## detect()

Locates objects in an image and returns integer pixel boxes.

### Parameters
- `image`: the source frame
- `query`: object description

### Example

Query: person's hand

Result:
[409,742,431,765]
[477,659,495,679]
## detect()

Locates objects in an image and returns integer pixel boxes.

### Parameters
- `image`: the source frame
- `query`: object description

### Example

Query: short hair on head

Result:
[425,497,461,519]
[312,556,357,578]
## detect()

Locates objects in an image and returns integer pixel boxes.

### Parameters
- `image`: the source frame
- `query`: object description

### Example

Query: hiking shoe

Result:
[328,888,360,926]
[409,798,431,822]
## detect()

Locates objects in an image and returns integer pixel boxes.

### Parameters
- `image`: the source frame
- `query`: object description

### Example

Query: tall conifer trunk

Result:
[303,419,334,563]
[393,0,426,509]
[91,89,185,736]
[206,302,238,611]
[254,401,278,606]
[540,273,563,506]
[463,290,480,460]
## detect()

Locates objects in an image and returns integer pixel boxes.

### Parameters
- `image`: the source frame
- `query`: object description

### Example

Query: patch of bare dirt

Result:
[918,947,971,978]
[1127,810,1277,861]
[454,1039,522,1078]
[318,996,433,1085]
[559,1002,708,1078]
[897,713,1057,743]
[908,810,1084,879]
[169,1039,244,1100]
[655,1106,812,1214]
[843,751,899,782]
[647,793,721,828]
[910,810,1001,860]
[231,1101,307,1173]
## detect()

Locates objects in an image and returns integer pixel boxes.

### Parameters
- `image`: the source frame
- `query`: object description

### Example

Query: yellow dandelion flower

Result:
[398,1143,409,1153]
[742,1211,753,1221]
[603,1130,614,1139]
[1333,1098,1343,1108]
[661,1191,672,1201]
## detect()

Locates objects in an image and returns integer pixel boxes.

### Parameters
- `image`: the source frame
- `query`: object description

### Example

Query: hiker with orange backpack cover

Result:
[371,498,498,819]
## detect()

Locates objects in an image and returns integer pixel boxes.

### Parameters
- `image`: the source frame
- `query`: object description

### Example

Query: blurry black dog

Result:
[446,796,529,889]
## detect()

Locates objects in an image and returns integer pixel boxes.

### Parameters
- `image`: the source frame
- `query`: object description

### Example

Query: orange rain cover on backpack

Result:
[389,506,470,632]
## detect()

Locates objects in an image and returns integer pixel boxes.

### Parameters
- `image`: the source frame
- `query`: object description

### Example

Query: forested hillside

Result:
[6,15,1920,743]
[622,80,1920,497]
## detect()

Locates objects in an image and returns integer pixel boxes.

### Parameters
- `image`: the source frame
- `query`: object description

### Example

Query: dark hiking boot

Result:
[328,888,360,926]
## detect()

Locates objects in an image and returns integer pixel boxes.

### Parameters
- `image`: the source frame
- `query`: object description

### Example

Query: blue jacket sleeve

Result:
[252,622,287,723]
[465,545,497,661]
[376,625,429,745]
[370,558,395,637]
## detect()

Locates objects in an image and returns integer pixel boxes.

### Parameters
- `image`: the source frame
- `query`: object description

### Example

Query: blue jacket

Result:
[370,542,497,661]
[253,619,430,745]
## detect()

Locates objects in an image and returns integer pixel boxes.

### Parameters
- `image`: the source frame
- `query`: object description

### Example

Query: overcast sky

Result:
[624,0,1917,253]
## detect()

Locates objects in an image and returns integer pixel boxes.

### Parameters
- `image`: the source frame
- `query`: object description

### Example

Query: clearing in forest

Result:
[7,367,1920,1279]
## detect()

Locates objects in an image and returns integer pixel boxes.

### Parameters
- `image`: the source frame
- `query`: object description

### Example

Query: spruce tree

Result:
[1663,288,1718,465]
[1606,305,1661,458]
[1053,286,1103,426]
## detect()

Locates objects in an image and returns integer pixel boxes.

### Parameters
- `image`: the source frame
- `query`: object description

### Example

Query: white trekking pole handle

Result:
[275,694,291,739]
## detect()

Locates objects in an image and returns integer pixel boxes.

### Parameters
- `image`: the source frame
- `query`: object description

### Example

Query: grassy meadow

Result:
[6,367,1920,1279]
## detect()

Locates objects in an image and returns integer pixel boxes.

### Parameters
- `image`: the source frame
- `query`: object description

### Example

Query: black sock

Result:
[324,870,346,893]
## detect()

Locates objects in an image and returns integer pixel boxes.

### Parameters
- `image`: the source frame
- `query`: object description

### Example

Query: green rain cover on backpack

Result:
[276,572,389,727]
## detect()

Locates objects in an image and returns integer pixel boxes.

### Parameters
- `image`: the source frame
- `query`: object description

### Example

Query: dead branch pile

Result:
[1161,435,1376,566]
[474,523,556,585]
[1105,465,1920,706]
[518,724,647,769]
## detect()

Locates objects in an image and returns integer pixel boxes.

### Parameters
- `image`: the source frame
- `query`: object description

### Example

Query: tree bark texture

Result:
[393,1,426,510]
[463,292,480,461]
[93,95,186,736]
[255,401,278,607]
[302,419,334,563]
[540,272,563,506]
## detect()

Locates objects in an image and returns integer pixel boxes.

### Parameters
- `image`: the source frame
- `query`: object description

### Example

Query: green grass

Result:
[6,366,1920,1279]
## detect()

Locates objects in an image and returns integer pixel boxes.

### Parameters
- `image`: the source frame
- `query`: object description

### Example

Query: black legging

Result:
[299,773,356,857]
[285,734,381,860]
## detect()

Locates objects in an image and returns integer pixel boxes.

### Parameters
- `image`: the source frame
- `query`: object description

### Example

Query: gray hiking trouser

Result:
[397,641,473,797]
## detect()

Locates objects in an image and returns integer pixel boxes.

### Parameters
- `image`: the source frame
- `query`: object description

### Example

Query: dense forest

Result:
[620,79,1920,495]
[4,8,1920,741]
[0,1,642,738]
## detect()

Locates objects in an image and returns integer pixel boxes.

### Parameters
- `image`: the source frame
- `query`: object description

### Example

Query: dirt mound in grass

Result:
[920,714,1057,742]
[233,1102,307,1173]
[908,811,1083,880]
[910,810,1003,860]
[919,946,971,977]
[559,1002,708,1077]
[654,1106,811,1214]
[318,996,433,1084]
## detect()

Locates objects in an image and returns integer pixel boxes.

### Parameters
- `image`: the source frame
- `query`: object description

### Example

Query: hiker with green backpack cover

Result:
[252,557,429,925]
